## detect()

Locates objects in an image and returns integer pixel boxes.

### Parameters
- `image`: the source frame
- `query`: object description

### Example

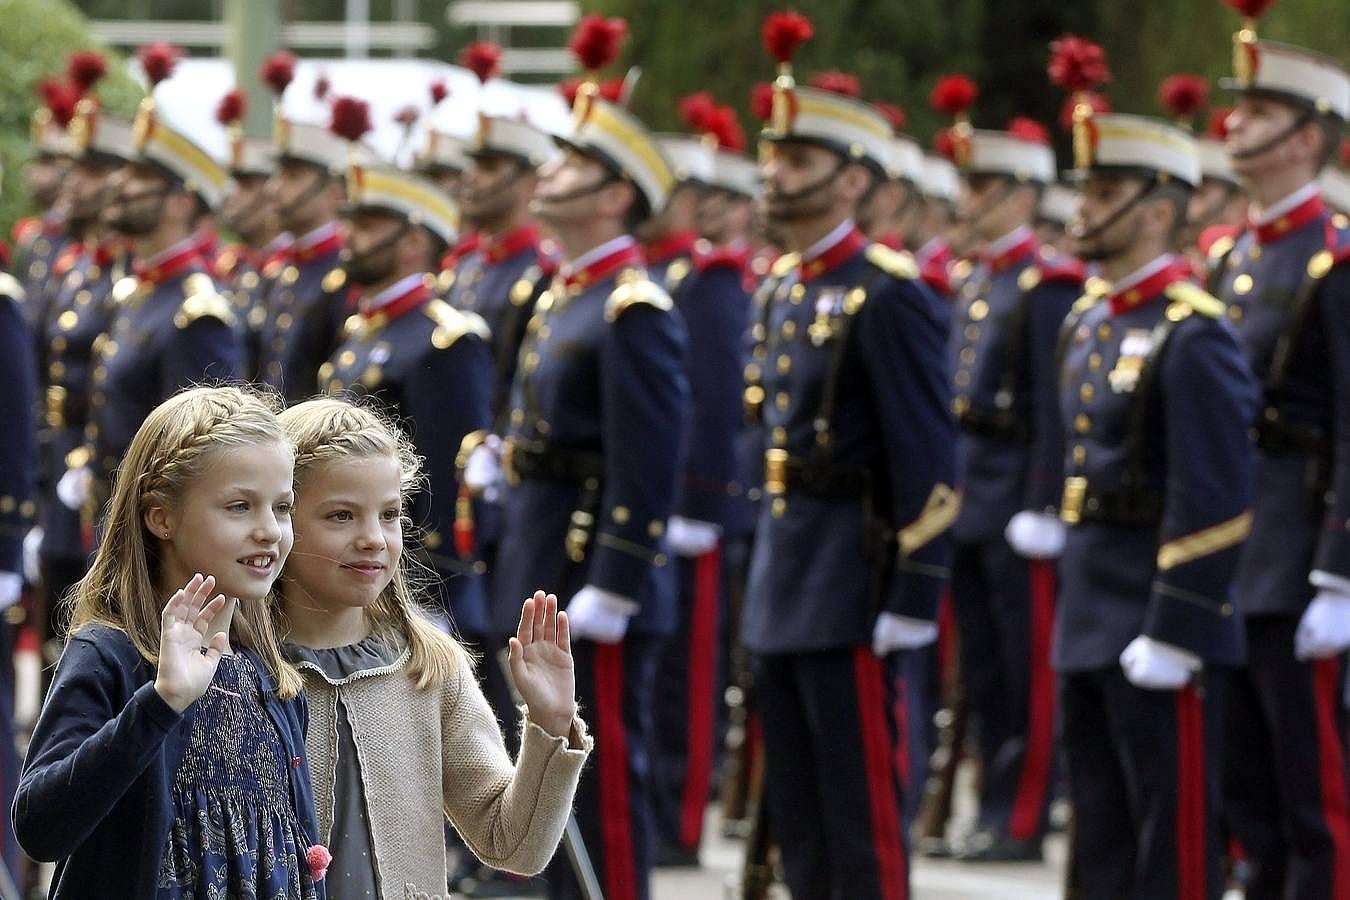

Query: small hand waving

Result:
[509,590,578,739]
[154,573,231,714]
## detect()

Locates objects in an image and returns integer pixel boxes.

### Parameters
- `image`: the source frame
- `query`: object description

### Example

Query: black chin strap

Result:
[767,158,848,204]
[345,221,411,277]
[467,168,526,207]
[535,175,619,206]
[962,178,1019,235]
[1228,108,1315,161]
[1073,180,1159,242]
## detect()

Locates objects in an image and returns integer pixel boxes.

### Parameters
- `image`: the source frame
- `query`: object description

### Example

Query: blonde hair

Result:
[276,396,466,690]
[67,385,306,699]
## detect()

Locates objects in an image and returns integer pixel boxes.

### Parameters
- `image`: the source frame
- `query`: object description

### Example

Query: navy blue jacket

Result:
[323,290,495,636]
[1054,272,1258,671]
[0,281,37,575]
[85,266,241,491]
[14,625,324,899]
[493,250,690,637]
[949,240,1083,542]
[672,242,752,528]
[1212,205,1350,616]
[256,245,350,404]
[740,235,958,654]
[1312,236,1350,581]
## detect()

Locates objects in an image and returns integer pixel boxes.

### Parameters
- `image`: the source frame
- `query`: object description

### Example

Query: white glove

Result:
[871,611,939,656]
[665,516,721,557]
[463,436,504,503]
[1295,587,1350,661]
[1119,635,1201,690]
[565,585,638,644]
[1005,510,1067,559]
[23,527,43,584]
[0,572,20,611]
[57,465,92,512]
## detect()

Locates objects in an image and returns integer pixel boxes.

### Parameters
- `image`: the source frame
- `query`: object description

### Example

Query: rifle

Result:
[912,631,967,856]
[727,745,773,900]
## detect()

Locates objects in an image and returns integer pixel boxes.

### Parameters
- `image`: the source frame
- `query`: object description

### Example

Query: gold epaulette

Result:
[0,272,24,302]
[456,429,490,469]
[174,274,236,329]
[865,244,919,281]
[605,278,674,323]
[1163,281,1224,319]
[770,252,800,278]
[424,299,490,350]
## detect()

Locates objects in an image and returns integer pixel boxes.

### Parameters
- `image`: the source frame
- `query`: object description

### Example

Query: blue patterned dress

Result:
[157,652,319,900]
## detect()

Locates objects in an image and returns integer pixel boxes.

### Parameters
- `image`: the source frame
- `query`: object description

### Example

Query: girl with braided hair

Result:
[274,396,589,899]
[14,385,328,900]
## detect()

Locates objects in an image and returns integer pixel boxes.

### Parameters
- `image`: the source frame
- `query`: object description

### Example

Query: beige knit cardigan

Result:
[295,644,591,900]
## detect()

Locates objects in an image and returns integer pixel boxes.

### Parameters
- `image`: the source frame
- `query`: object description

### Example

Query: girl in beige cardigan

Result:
[275,398,591,900]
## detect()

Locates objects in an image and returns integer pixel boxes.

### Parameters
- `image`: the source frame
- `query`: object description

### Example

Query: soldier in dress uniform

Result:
[649,102,757,866]
[256,110,353,403]
[319,161,494,643]
[1208,21,1350,899]
[739,13,957,897]
[1321,155,1350,217]
[54,95,241,527]
[416,129,480,272]
[640,133,705,295]
[29,102,133,674]
[1054,106,1257,900]
[214,88,291,379]
[1183,114,1248,270]
[1034,181,1078,255]
[0,267,37,893]
[910,153,964,299]
[14,81,76,327]
[485,74,689,900]
[943,113,1084,861]
[858,108,926,253]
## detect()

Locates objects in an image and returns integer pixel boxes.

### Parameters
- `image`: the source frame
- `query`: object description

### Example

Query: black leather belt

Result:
[956,406,1028,442]
[1253,416,1327,459]
[503,440,604,486]
[1060,476,1163,526]
[763,449,872,500]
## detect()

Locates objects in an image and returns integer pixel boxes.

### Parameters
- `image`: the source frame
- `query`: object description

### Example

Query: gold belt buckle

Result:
[1061,476,1087,525]
[764,449,789,496]
[501,439,520,487]
[46,385,67,427]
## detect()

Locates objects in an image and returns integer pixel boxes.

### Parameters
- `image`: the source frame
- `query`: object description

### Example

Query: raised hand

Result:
[154,574,231,714]
[508,591,578,739]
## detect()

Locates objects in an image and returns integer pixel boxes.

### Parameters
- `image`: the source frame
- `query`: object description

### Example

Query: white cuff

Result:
[666,516,722,556]
[1005,510,1067,559]
[872,611,938,655]
[0,572,20,611]
[1310,570,1350,597]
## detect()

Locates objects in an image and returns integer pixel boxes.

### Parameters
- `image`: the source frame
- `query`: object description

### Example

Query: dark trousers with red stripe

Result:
[1060,667,1227,900]
[547,637,662,900]
[651,548,725,853]
[754,648,910,900]
[1222,615,1350,900]
[949,539,1057,842]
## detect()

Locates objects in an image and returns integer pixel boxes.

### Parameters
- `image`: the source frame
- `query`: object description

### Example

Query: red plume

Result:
[1008,117,1050,144]
[313,73,331,102]
[750,82,775,121]
[762,11,813,64]
[873,102,907,133]
[598,79,625,103]
[394,105,419,128]
[679,92,717,131]
[930,75,977,116]
[1206,107,1233,140]
[933,130,956,161]
[704,105,746,153]
[459,41,502,84]
[429,80,448,105]
[260,51,296,98]
[810,71,861,98]
[138,43,182,88]
[38,78,81,128]
[1048,35,1111,93]
[215,89,247,127]
[329,96,372,143]
[1058,92,1110,131]
[1159,74,1209,120]
[66,52,108,94]
[1222,0,1279,18]
[568,15,627,72]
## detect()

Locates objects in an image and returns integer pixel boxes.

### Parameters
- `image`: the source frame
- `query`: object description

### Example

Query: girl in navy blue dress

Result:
[14,385,328,899]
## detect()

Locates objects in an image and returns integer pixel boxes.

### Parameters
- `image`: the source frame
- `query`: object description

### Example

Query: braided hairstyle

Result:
[66,385,306,699]
[276,396,466,690]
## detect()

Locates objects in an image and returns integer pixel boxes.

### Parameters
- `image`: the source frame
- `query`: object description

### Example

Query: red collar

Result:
[442,232,482,271]
[482,223,541,265]
[1107,261,1191,316]
[916,238,951,268]
[644,230,699,267]
[693,239,752,273]
[799,226,868,282]
[92,239,123,269]
[1251,194,1326,246]
[53,243,83,277]
[132,244,202,286]
[875,232,905,252]
[562,242,644,291]
[290,230,344,264]
[982,233,1038,273]
[195,228,220,262]
[361,279,431,321]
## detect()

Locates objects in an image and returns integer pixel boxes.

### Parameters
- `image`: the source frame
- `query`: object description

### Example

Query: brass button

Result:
[789,283,806,303]
[777,354,792,375]
[771,426,787,444]
[1088,352,1103,371]
[510,409,525,426]
[782,320,797,339]
[58,310,79,331]
[1079,383,1095,402]
[49,361,66,380]
[338,350,357,367]
[1072,445,1086,465]
[1096,323,1111,341]
[1232,274,1253,295]
[771,497,787,518]
[51,336,67,353]
[1248,245,1261,261]
[1228,305,1243,322]
[964,324,980,341]
[277,312,294,329]
[612,506,630,524]
[968,299,988,321]
[960,347,976,365]
[955,370,971,387]
[1075,413,1091,433]
[75,289,92,307]
[775,391,790,411]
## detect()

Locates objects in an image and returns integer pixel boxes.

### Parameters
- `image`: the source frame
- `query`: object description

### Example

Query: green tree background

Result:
[5,0,1347,237]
